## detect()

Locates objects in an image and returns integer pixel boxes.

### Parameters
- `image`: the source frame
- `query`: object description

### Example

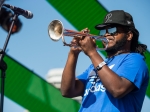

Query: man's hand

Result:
[78,28,97,56]
[70,37,82,55]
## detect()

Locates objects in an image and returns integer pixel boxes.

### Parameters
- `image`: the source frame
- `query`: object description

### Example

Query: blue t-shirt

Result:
[77,53,149,112]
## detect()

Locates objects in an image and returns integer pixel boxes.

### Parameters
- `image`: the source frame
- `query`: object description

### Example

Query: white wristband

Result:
[95,61,106,71]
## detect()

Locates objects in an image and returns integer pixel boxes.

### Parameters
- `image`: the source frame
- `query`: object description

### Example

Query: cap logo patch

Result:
[105,13,112,23]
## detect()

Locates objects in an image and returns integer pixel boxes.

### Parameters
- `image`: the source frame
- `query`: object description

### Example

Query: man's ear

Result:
[127,31,133,41]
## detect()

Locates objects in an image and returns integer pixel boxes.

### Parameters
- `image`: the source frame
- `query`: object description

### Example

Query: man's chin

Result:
[105,46,118,54]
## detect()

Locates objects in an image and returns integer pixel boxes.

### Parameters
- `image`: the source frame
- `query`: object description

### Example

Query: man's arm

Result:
[60,50,84,98]
[79,36,136,98]
[88,47,136,98]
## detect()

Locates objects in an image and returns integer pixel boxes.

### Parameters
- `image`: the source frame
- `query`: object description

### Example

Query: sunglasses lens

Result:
[100,27,117,36]
[100,29,106,36]
[108,27,117,35]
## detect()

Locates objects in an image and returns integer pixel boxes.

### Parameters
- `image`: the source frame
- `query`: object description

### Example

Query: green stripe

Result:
[47,0,107,35]
[1,55,80,112]
[144,51,150,97]
[47,0,150,98]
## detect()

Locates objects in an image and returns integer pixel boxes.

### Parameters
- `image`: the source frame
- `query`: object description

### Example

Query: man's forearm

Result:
[60,52,79,97]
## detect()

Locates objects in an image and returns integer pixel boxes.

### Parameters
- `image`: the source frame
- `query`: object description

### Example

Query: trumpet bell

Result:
[48,20,64,41]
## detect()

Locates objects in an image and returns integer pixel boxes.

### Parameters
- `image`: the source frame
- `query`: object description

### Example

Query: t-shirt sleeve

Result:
[76,64,93,85]
[116,55,149,89]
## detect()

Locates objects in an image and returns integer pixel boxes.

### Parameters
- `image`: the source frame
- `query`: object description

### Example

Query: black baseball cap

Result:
[95,10,139,37]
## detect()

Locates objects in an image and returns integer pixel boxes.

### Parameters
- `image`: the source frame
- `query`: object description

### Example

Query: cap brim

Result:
[95,23,112,30]
[95,22,129,30]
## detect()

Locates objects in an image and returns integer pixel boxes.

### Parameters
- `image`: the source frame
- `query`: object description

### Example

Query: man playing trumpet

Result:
[60,10,149,112]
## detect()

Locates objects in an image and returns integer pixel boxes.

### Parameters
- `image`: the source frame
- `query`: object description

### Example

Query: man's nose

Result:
[104,33,111,37]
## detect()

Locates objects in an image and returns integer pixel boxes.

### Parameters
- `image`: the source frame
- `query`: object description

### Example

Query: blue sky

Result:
[0,0,150,112]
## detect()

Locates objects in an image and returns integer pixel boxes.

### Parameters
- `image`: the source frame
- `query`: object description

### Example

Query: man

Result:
[60,10,149,112]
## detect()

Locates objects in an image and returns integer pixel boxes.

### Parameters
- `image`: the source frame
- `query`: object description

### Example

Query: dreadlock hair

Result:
[129,27,147,58]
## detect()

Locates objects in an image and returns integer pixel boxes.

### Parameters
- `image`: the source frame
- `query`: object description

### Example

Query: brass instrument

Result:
[48,20,109,50]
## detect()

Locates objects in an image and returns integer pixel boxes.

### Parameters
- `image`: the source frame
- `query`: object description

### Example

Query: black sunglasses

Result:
[100,27,117,36]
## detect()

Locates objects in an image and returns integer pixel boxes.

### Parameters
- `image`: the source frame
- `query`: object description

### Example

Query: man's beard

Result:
[105,36,127,55]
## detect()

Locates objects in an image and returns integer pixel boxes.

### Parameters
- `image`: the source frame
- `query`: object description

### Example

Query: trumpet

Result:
[48,20,109,50]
